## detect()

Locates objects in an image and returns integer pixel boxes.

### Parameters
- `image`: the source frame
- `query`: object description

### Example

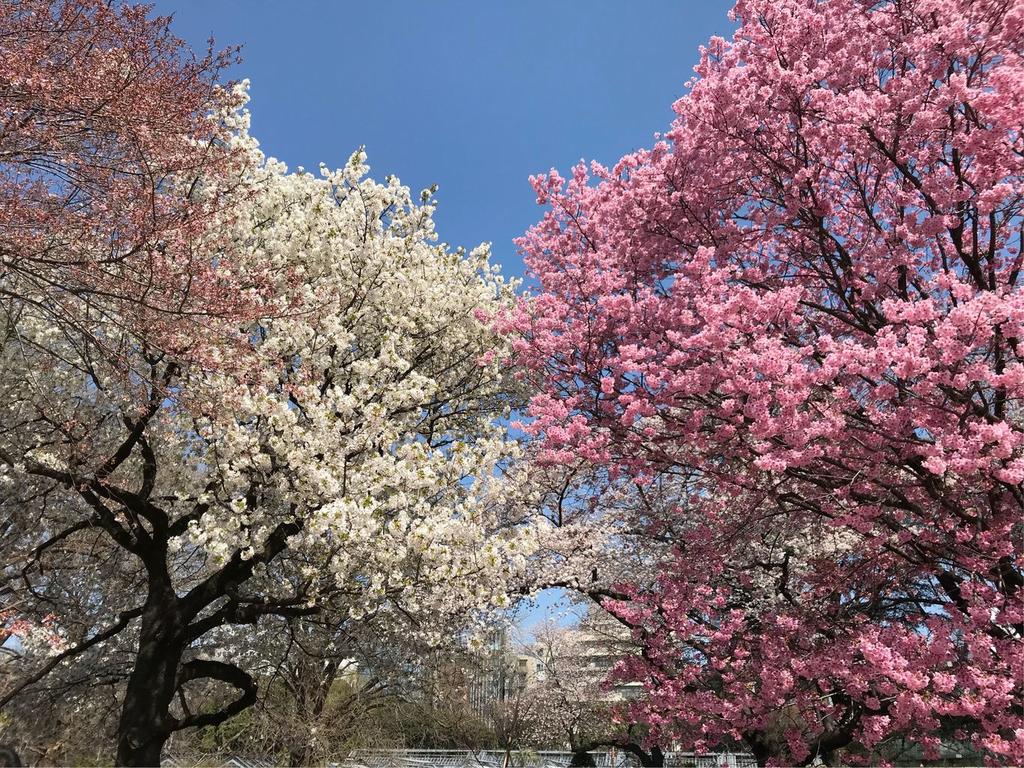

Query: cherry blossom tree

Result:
[526,617,664,767]
[0,0,240,612]
[0,0,250,359]
[507,0,1024,764]
[1,2,246,759]
[0,73,533,766]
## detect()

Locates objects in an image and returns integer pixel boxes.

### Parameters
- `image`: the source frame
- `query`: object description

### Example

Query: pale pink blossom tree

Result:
[0,0,252,360]
[507,0,1024,764]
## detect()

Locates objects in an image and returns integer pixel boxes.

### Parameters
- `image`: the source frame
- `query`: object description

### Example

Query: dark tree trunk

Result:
[0,744,22,767]
[745,736,771,768]
[115,590,184,767]
[642,746,664,767]
[616,741,664,768]
[111,520,297,765]
[569,749,596,767]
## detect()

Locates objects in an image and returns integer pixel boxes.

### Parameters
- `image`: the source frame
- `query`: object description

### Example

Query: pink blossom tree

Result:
[507,0,1024,764]
[0,0,252,358]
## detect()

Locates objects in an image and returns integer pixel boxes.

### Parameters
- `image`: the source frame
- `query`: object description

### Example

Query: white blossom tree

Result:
[0,86,534,766]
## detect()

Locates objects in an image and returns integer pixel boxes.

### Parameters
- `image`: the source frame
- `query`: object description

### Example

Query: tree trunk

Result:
[642,746,664,767]
[746,739,771,768]
[616,742,664,768]
[116,592,185,767]
[0,744,22,767]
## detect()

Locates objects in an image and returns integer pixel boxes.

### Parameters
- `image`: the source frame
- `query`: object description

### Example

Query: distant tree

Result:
[527,620,664,766]
[216,616,395,766]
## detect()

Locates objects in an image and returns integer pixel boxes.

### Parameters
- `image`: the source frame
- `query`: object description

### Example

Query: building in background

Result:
[527,604,640,704]
[467,626,539,720]
[562,605,641,701]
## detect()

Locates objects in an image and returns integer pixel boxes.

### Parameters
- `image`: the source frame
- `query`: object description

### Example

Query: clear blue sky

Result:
[161,0,735,280]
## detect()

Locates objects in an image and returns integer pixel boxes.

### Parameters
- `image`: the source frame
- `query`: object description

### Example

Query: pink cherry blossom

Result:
[507,0,1024,764]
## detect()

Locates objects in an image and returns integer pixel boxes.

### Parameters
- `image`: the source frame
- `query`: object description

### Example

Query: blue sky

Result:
[162,0,735,281]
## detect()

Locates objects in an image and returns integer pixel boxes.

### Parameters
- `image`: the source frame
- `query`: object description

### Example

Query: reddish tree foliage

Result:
[0,0,244,360]
[508,0,1023,764]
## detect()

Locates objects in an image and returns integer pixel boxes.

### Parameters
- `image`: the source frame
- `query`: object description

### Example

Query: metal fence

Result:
[165,749,758,768]
[343,751,757,768]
